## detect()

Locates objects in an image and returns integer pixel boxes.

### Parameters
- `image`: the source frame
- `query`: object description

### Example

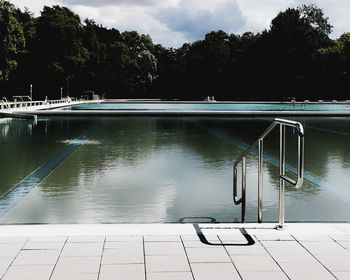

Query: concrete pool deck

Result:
[0,223,350,279]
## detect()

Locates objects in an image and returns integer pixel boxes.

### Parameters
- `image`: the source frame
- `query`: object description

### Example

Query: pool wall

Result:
[6,100,350,116]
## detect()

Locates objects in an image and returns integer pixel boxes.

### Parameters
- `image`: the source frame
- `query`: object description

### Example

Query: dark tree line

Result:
[1,1,350,100]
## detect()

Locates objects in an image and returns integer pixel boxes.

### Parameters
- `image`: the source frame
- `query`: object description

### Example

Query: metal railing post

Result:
[279,124,286,228]
[258,139,264,223]
[242,156,246,222]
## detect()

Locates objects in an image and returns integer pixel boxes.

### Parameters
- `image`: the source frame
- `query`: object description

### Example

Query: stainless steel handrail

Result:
[233,118,304,228]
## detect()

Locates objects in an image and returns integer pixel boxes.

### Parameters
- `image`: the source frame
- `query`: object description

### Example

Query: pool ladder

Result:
[233,118,304,228]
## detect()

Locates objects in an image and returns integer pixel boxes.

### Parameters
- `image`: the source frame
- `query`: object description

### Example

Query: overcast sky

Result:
[9,0,350,47]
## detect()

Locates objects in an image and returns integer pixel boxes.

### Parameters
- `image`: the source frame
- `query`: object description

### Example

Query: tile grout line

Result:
[180,235,195,280]
[255,235,292,280]
[291,234,339,280]
[96,235,106,280]
[0,237,29,279]
[143,236,147,280]
[48,236,68,280]
[217,235,244,280]
[328,234,350,255]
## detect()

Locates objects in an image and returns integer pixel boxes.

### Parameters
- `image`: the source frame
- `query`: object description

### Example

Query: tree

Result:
[33,6,89,97]
[298,4,332,41]
[0,0,24,81]
[253,5,334,99]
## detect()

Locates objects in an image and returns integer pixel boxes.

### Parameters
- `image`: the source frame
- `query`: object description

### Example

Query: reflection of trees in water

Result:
[0,118,93,196]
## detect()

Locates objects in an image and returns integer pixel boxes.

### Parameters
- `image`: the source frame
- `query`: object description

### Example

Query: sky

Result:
[9,0,350,48]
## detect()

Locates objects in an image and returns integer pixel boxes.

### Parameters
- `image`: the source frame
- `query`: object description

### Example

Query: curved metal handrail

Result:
[233,118,304,228]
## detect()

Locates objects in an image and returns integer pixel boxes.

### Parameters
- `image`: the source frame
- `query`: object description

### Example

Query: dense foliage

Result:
[0,1,349,100]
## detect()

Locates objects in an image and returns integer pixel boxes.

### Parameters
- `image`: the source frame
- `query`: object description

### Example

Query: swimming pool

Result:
[0,116,349,223]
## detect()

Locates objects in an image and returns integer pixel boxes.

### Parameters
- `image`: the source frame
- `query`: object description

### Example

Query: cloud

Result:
[71,4,187,47]
[155,0,246,41]
[61,0,160,7]
[9,0,350,47]
[9,0,62,15]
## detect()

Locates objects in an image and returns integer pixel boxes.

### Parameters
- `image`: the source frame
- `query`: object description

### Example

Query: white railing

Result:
[0,98,72,110]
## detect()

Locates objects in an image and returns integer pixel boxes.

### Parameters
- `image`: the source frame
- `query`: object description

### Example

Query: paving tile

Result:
[147,272,193,280]
[104,241,142,249]
[186,247,231,263]
[225,243,267,255]
[102,241,144,264]
[0,237,27,244]
[317,255,350,271]
[13,250,60,265]
[29,236,67,242]
[67,236,105,243]
[0,244,23,257]
[54,257,101,274]
[280,261,336,280]
[144,235,181,242]
[191,263,240,280]
[102,248,144,264]
[61,242,103,257]
[302,241,350,256]
[99,264,145,280]
[230,255,281,272]
[293,234,332,242]
[106,235,143,242]
[254,233,294,241]
[2,265,54,280]
[261,241,301,248]
[145,242,185,255]
[240,271,289,280]
[146,255,190,272]
[266,247,316,263]
[23,242,65,250]
[0,258,14,275]
[334,272,350,280]
[50,273,98,280]
[181,235,219,242]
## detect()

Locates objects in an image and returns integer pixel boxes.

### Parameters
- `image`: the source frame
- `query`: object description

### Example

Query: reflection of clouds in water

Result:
[0,125,9,137]
[151,183,177,222]
[59,139,101,145]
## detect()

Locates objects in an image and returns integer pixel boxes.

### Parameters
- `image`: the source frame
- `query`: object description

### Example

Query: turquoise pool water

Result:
[0,116,350,223]
[69,102,350,112]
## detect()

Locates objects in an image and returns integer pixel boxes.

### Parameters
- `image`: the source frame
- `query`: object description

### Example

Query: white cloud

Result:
[155,0,246,42]
[61,0,160,6]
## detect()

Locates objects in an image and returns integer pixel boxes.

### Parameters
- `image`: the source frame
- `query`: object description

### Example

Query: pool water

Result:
[0,116,349,224]
[69,102,350,112]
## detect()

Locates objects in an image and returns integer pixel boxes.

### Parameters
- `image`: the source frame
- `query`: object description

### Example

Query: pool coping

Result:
[0,223,349,236]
